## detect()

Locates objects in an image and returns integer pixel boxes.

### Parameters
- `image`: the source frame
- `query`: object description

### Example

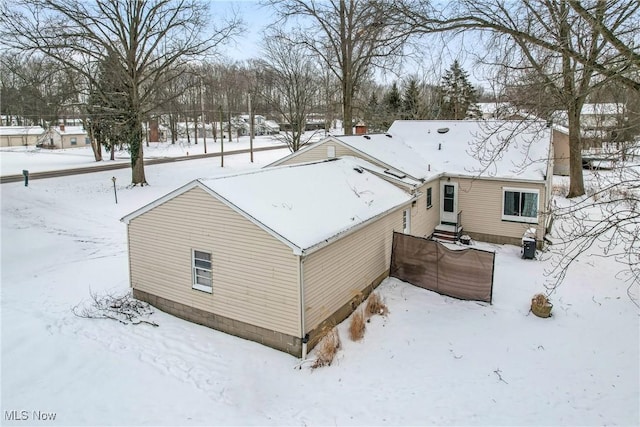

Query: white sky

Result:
[213,1,490,89]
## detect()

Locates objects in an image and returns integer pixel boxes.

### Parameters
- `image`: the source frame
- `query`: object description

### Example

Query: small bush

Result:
[312,328,341,368]
[349,308,366,341]
[365,292,389,317]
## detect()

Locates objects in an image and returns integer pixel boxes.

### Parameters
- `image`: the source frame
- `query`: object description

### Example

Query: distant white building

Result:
[0,126,45,147]
[40,123,90,149]
[552,103,626,147]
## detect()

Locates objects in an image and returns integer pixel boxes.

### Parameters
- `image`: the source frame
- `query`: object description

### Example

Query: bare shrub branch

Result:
[72,290,158,327]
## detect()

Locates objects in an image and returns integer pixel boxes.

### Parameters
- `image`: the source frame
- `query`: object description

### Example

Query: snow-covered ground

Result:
[0,133,310,176]
[1,147,638,426]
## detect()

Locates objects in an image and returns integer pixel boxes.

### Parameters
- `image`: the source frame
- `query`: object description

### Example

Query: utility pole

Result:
[248,93,254,163]
[228,108,232,143]
[219,105,224,167]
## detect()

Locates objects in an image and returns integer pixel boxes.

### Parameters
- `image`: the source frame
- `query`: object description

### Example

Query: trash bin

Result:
[522,237,536,259]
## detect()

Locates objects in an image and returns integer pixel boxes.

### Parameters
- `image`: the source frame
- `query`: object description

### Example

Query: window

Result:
[85,137,91,145]
[403,208,411,233]
[70,137,77,145]
[327,145,336,158]
[192,250,212,293]
[502,188,539,223]
[426,187,433,209]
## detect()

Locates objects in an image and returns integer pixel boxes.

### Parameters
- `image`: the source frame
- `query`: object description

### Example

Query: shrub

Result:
[312,327,341,368]
[349,308,366,341]
[365,292,389,317]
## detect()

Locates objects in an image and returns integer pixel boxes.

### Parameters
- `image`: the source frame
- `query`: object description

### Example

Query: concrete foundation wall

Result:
[133,289,302,356]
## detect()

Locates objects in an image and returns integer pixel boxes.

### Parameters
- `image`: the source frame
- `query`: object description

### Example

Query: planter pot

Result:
[531,301,553,318]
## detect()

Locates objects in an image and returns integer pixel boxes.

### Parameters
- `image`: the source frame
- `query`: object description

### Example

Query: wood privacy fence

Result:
[390,232,495,303]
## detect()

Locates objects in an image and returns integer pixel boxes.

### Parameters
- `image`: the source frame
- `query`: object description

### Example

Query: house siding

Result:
[128,187,301,337]
[0,134,41,147]
[411,181,441,238]
[552,129,570,176]
[303,207,406,337]
[276,140,388,168]
[452,177,547,244]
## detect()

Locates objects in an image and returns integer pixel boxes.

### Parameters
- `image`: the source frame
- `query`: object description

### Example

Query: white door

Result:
[440,181,458,224]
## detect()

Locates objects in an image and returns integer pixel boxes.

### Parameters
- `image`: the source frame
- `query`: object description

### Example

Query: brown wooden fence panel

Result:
[390,232,494,303]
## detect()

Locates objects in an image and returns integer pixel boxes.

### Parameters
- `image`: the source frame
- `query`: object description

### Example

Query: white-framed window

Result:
[192,249,213,293]
[426,187,433,209]
[403,208,411,233]
[502,188,539,223]
[70,137,77,145]
[327,145,336,158]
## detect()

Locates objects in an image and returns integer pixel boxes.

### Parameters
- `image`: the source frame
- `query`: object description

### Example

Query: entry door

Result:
[440,181,458,224]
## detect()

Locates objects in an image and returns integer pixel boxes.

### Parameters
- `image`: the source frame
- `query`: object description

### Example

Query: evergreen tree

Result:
[364,91,386,132]
[402,79,423,119]
[382,82,402,129]
[438,60,481,120]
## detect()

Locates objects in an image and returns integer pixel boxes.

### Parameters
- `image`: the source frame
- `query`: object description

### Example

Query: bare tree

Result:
[1,0,241,185]
[257,30,321,152]
[392,0,640,300]
[393,0,639,197]
[265,0,412,135]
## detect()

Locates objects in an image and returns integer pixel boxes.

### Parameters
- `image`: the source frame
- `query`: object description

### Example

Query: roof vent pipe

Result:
[438,143,441,150]
[428,164,431,171]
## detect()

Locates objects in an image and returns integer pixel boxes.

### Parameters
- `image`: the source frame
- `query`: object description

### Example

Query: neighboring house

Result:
[122,158,415,357]
[238,115,281,135]
[41,124,90,149]
[477,102,520,120]
[552,103,626,148]
[552,126,571,176]
[0,126,45,147]
[270,120,554,249]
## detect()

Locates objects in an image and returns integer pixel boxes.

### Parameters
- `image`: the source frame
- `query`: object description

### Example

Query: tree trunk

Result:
[129,111,147,186]
[87,127,102,161]
[567,106,585,198]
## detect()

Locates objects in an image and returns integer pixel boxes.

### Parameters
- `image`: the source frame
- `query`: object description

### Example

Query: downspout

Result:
[299,254,308,360]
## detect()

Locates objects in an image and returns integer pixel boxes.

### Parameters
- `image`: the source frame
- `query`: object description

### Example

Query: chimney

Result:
[355,122,367,135]
[59,122,65,132]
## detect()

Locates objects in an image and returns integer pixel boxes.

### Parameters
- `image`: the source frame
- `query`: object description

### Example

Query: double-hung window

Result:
[502,188,539,223]
[192,250,213,293]
[426,187,433,209]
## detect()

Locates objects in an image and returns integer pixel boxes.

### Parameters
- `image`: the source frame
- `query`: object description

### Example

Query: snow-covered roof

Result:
[581,103,625,116]
[122,158,414,254]
[0,126,45,136]
[53,126,87,136]
[386,120,551,181]
[271,120,551,182]
[330,133,429,180]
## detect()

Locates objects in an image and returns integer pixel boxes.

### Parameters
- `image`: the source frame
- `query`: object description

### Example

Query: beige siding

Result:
[0,135,40,147]
[552,129,570,176]
[303,208,407,332]
[276,140,385,168]
[454,177,547,241]
[128,187,301,336]
[410,181,441,238]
